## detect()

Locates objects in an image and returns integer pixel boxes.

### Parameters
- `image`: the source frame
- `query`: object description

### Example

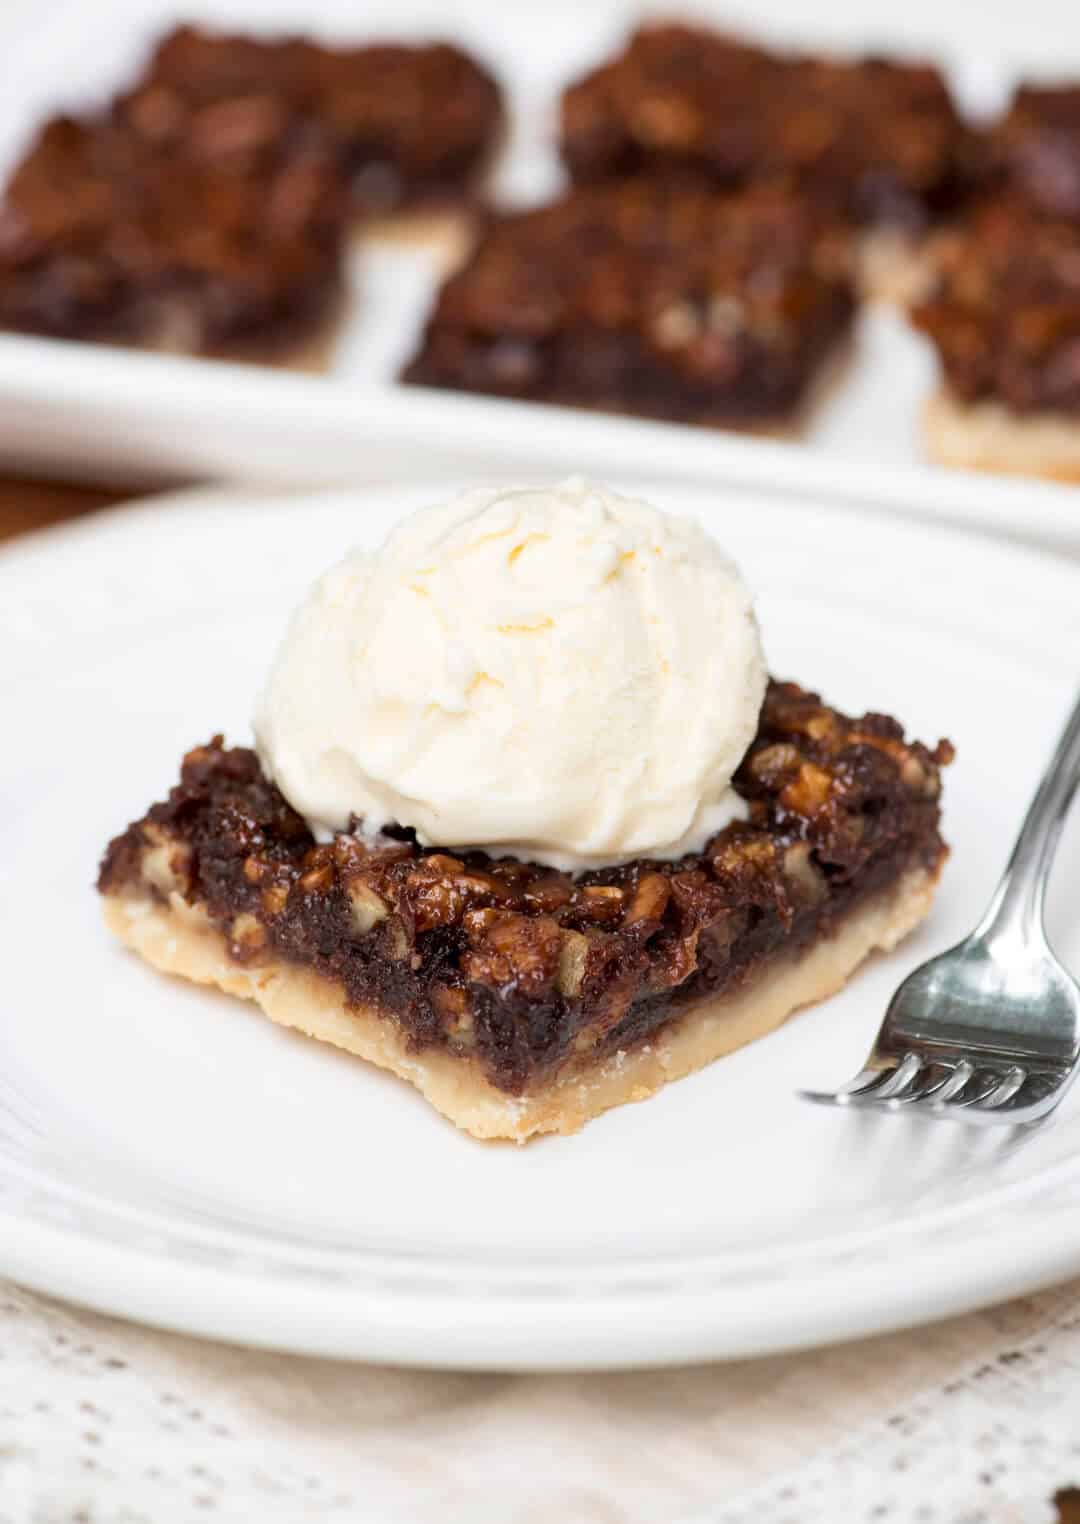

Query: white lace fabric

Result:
[2,1277,1079,1523]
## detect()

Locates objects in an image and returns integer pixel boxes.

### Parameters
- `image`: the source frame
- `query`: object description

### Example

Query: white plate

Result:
[3,0,1080,551]
[3,476,1080,1370]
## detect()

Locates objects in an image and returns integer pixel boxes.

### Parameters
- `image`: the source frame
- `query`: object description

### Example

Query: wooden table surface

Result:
[3,469,1079,1521]
[0,474,134,543]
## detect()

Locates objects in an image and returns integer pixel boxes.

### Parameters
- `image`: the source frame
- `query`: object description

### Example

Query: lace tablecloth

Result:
[2,1274,1079,1523]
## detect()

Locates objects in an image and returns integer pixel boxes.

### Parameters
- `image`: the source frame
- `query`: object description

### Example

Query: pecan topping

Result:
[914,197,1080,416]
[461,911,563,996]
[402,178,855,429]
[559,24,970,228]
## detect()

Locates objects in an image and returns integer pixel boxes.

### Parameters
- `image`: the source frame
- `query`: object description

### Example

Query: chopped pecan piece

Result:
[430,983,475,1042]
[573,884,626,927]
[381,917,411,963]
[782,842,827,905]
[139,822,192,897]
[709,840,791,923]
[261,884,289,916]
[346,878,389,936]
[405,855,496,933]
[229,912,267,961]
[461,910,563,996]
[556,931,591,997]
[623,872,672,929]
[298,862,333,895]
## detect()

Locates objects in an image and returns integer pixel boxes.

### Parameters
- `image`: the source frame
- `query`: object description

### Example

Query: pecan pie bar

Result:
[119,25,505,217]
[98,683,951,1143]
[560,23,970,231]
[912,196,1080,480]
[0,25,503,357]
[402,180,856,430]
[0,114,347,362]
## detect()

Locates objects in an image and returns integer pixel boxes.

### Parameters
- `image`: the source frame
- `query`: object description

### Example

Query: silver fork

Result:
[803,688,1080,1124]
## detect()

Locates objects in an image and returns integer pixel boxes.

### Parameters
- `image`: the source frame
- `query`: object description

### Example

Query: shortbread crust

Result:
[924,389,1080,482]
[105,866,936,1143]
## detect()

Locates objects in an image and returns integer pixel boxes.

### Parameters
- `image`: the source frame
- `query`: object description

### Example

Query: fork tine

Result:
[949,1065,1027,1112]
[800,1066,896,1106]
[872,1053,924,1099]
[940,1069,1012,1110]
[926,1059,976,1105]
[833,1053,925,1108]
[839,1067,897,1097]
[879,1062,954,1106]
[981,1066,1028,1108]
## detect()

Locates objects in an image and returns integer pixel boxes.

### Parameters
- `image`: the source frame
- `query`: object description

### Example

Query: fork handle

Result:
[977,687,1080,948]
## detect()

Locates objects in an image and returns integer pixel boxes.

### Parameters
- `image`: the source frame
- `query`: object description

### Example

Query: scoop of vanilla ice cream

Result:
[254,479,767,870]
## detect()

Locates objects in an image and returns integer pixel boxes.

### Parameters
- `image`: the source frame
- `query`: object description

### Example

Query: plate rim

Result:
[6,1155,1080,1369]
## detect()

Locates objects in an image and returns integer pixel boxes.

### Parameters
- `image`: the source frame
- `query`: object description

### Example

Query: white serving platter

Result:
[2,0,1080,551]
[2,476,1079,1369]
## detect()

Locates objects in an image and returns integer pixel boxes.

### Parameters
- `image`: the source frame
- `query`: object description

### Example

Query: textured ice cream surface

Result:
[254,478,767,870]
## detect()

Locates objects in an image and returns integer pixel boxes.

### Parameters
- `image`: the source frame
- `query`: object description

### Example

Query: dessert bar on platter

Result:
[0,22,502,364]
[403,179,856,432]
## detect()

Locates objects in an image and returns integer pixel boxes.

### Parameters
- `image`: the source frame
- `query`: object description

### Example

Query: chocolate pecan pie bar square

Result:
[0,113,346,361]
[120,25,505,216]
[912,196,1080,479]
[98,683,951,1142]
[402,180,856,430]
[559,23,970,232]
